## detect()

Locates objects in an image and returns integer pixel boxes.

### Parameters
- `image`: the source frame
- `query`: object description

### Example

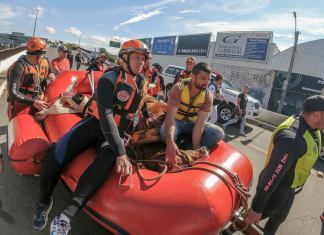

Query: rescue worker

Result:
[6,37,54,120]
[86,53,109,72]
[143,54,165,99]
[33,39,151,235]
[75,50,83,70]
[172,56,196,85]
[161,62,225,165]
[245,95,324,235]
[150,63,165,100]
[51,45,70,75]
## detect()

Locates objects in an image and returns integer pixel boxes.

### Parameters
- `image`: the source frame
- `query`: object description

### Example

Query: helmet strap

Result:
[121,53,136,76]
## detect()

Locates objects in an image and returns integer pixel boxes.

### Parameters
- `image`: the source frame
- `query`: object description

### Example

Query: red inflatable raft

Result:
[7,70,253,234]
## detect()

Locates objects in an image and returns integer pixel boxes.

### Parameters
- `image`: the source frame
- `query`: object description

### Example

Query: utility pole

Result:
[32,8,39,37]
[78,34,81,49]
[277,12,300,113]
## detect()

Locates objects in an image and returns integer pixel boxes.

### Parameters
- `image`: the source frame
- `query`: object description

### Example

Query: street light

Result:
[78,33,82,49]
[32,8,39,37]
[277,11,300,113]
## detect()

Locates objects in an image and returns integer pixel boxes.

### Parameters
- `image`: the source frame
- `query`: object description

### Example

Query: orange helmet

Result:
[26,37,47,55]
[118,39,150,59]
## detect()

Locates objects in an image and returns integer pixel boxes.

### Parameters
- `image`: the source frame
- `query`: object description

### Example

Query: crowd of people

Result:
[4,37,324,235]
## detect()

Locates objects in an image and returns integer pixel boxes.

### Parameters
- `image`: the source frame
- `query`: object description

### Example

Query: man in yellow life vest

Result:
[245,95,324,235]
[161,62,225,165]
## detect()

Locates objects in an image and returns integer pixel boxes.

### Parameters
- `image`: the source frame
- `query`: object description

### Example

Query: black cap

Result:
[303,95,324,112]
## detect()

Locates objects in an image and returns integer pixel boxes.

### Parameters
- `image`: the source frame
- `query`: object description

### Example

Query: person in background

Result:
[172,56,196,86]
[67,50,74,69]
[207,73,227,124]
[75,50,83,70]
[150,63,165,100]
[222,85,249,136]
[86,53,109,72]
[161,62,224,166]
[6,37,54,120]
[51,45,70,75]
[245,95,324,235]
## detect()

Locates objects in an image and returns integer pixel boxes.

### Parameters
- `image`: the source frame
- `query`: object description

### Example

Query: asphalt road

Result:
[0,48,323,235]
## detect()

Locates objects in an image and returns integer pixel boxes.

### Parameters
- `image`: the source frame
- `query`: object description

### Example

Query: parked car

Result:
[162,65,261,123]
[320,131,324,162]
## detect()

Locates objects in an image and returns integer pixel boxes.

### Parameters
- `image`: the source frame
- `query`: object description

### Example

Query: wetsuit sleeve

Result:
[8,62,35,104]
[251,129,307,213]
[96,77,126,157]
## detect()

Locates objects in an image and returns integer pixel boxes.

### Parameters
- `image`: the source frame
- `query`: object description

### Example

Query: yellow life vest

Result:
[175,79,206,122]
[265,116,322,188]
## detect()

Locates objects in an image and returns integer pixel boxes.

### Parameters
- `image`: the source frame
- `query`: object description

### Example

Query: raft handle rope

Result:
[124,120,251,232]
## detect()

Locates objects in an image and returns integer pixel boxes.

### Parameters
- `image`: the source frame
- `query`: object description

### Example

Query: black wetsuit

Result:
[8,57,48,105]
[39,69,148,219]
[251,116,320,235]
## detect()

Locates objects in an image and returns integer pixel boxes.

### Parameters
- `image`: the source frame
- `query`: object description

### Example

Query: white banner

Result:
[211,63,275,107]
[213,31,273,62]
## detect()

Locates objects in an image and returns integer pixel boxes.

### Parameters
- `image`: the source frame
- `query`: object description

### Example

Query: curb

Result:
[0,79,6,98]
[247,118,276,132]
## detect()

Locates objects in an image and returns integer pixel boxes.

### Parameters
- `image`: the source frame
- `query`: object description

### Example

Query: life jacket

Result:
[6,56,50,119]
[86,67,148,133]
[175,79,207,122]
[265,116,322,188]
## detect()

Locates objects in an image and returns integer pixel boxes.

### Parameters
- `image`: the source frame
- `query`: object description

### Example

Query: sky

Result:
[1,0,324,53]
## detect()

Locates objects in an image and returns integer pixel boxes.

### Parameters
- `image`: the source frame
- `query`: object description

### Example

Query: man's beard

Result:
[194,82,207,90]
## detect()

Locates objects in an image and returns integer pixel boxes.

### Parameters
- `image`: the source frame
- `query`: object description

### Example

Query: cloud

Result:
[178,9,200,14]
[114,9,162,30]
[0,3,16,20]
[29,6,45,18]
[172,16,182,20]
[221,0,271,15]
[45,26,56,34]
[111,36,130,43]
[138,0,185,11]
[89,35,109,45]
[186,13,324,51]
[64,27,82,37]
[189,13,324,33]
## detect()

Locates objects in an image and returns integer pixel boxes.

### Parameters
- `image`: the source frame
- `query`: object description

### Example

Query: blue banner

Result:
[244,38,269,61]
[152,36,176,55]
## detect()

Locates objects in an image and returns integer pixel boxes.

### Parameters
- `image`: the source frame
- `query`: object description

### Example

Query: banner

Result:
[211,63,275,107]
[152,36,176,55]
[213,31,272,62]
[138,38,152,49]
[109,40,121,48]
[176,33,211,56]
